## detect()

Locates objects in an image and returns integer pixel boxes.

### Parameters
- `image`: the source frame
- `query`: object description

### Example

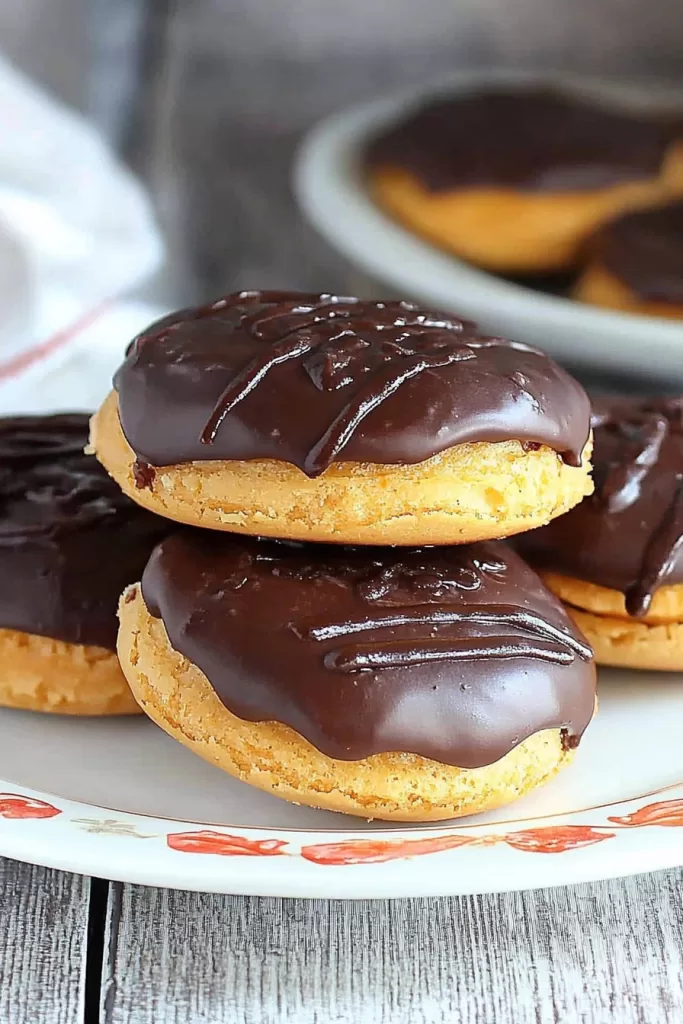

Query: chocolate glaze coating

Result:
[517,397,683,616]
[366,89,680,193]
[597,200,683,305]
[141,533,595,768]
[113,291,591,478]
[0,414,169,649]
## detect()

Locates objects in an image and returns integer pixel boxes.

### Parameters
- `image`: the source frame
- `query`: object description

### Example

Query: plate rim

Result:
[293,67,683,378]
[7,70,683,895]
[3,776,683,897]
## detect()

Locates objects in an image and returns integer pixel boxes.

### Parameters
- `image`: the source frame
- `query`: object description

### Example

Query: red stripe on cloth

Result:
[0,301,111,382]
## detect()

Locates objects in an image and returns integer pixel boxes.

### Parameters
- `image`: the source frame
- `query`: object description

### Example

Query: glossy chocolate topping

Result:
[113,291,591,478]
[366,89,680,193]
[518,396,683,616]
[141,533,595,767]
[0,414,169,649]
[597,200,683,305]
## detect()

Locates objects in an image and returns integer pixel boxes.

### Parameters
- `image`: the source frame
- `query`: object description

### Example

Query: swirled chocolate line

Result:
[295,603,592,672]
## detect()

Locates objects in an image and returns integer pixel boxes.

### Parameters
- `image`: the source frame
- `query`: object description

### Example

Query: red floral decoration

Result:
[300,833,475,865]
[167,830,288,857]
[500,825,615,853]
[0,794,61,819]
[609,799,683,828]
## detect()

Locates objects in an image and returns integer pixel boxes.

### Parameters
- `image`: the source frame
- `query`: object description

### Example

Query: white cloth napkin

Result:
[0,56,164,413]
[0,301,167,415]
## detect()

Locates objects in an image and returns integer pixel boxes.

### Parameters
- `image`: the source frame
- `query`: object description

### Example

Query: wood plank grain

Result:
[103,869,683,1024]
[0,858,89,1024]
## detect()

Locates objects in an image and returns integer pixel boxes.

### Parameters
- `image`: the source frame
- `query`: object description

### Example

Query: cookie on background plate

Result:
[91,290,593,546]
[575,199,683,319]
[0,413,169,714]
[365,88,683,274]
[118,532,596,821]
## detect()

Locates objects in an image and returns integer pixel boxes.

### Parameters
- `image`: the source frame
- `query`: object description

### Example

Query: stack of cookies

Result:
[87,290,596,821]
[0,290,603,821]
[10,296,683,821]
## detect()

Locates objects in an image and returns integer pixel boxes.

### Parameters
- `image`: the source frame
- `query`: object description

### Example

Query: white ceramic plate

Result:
[1,666,683,897]
[294,70,683,381]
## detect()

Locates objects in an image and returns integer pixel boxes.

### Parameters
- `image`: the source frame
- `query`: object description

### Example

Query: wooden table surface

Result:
[3,858,683,1023]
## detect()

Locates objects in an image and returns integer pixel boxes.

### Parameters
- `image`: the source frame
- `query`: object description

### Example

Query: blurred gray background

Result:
[2,0,683,305]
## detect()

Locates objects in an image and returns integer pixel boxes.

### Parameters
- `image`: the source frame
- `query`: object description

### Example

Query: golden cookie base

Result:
[574,264,683,320]
[91,391,592,547]
[542,573,683,671]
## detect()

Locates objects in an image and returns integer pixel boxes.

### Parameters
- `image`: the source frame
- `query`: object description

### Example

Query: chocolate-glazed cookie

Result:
[92,291,593,545]
[117,533,596,820]
[517,396,683,670]
[575,200,683,317]
[519,397,683,616]
[0,414,169,715]
[367,90,681,194]
[365,88,683,273]
[113,292,590,473]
